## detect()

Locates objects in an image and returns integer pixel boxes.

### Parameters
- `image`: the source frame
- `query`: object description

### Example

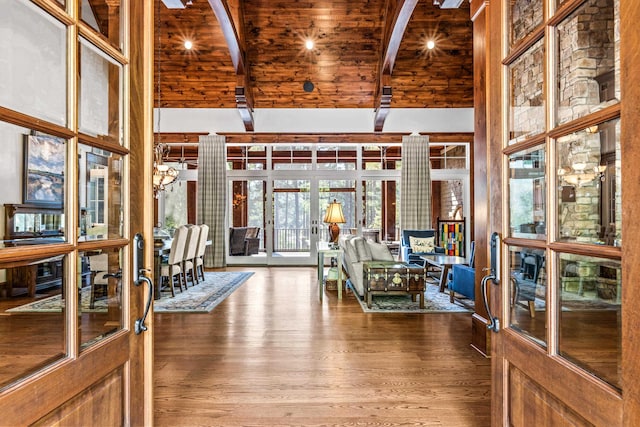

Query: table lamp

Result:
[323,199,346,245]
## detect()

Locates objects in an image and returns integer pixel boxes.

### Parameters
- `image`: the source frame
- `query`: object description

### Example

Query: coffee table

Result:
[420,254,468,293]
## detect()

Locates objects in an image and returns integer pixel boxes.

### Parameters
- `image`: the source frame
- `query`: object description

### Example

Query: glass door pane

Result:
[362,179,400,242]
[319,179,355,243]
[227,179,266,264]
[272,179,311,263]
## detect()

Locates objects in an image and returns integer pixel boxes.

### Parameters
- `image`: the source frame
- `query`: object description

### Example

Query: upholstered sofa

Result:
[400,229,444,265]
[338,234,396,297]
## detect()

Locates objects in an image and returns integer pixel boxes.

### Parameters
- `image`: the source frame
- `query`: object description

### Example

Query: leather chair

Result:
[229,227,260,256]
[400,229,444,265]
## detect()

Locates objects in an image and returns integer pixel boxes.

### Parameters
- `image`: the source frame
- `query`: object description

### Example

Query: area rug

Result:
[6,272,253,314]
[155,271,253,313]
[355,283,474,313]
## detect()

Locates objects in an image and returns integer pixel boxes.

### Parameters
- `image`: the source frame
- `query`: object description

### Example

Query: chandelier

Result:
[153,143,178,197]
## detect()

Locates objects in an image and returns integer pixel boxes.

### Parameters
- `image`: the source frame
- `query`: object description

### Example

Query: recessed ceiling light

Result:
[426,40,435,50]
[305,39,314,50]
[184,40,193,50]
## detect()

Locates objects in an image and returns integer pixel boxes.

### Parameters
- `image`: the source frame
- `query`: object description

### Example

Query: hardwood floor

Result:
[154,266,491,426]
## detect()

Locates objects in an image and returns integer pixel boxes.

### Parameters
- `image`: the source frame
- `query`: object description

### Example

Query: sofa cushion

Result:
[368,241,394,261]
[409,236,435,253]
[354,237,373,261]
[342,235,359,264]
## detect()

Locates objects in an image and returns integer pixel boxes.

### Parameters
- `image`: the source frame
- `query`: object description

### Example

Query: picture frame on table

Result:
[23,133,66,206]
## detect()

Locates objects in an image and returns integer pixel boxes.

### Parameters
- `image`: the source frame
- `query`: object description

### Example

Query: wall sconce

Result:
[595,164,607,181]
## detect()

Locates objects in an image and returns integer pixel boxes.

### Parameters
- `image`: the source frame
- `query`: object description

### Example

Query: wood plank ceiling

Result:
[154,0,473,117]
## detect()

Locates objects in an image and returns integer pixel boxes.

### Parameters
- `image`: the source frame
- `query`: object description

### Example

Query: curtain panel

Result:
[197,135,227,268]
[400,135,432,230]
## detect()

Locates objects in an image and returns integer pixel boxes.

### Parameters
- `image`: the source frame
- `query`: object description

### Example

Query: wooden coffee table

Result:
[420,254,468,293]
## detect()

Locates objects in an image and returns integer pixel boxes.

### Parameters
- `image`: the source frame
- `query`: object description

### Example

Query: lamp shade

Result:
[323,199,346,224]
[323,199,346,244]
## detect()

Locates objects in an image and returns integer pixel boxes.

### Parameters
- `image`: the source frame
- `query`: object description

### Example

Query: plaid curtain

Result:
[400,135,432,230]
[197,135,226,268]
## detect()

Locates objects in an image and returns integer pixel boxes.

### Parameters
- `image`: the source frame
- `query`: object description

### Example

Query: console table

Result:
[317,242,343,301]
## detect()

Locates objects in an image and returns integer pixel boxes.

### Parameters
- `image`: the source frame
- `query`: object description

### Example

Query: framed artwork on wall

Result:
[23,133,65,206]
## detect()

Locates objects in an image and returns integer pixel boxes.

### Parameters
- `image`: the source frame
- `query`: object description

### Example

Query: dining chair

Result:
[182,224,201,287]
[88,253,110,309]
[160,225,188,297]
[195,224,209,282]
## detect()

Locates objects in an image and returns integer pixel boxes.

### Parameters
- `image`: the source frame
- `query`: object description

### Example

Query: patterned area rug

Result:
[155,271,253,313]
[355,283,474,313]
[6,272,253,314]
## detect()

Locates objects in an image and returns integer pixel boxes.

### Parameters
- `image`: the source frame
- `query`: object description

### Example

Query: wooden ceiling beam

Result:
[374,0,419,131]
[207,0,254,131]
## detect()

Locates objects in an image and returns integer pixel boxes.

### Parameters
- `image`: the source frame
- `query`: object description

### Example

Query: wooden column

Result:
[470,0,490,357]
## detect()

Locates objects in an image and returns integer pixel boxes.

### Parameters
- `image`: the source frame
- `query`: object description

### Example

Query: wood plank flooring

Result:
[154,267,491,426]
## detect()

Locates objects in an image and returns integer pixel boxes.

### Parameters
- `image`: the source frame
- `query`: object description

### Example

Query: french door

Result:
[227,173,366,266]
[0,0,152,424]
[476,0,639,424]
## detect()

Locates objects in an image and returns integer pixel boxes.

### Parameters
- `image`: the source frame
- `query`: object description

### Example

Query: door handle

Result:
[481,273,500,333]
[482,232,502,333]
[135,273,153,335]
[133,233,153,335]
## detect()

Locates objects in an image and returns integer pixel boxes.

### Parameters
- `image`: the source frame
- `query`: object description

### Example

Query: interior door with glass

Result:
[485,0,629,424]
[0,0,151,424]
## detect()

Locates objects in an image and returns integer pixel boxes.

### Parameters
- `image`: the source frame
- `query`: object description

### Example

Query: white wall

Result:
[154,107,474,134]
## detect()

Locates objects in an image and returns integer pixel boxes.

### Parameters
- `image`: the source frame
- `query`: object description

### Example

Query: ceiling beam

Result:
[207,0,254,131]
[374,0,419,131]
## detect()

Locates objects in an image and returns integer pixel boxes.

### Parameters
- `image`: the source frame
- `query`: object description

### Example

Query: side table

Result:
[317,242,344,301]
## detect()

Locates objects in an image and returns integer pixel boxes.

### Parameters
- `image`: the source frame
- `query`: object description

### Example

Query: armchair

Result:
[229,227,261,256]
[448,241,475,302]
[400,229,444,265]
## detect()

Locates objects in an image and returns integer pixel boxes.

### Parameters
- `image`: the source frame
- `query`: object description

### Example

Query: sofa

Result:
[338,234,396,297]
[400,229,444,265]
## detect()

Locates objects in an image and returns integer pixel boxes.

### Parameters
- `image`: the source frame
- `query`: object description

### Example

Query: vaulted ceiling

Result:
[154,0,473,130]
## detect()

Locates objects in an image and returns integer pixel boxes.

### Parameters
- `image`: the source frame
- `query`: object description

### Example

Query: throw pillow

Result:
[368,241,394,261]
[353,237,373,262]
[409,236,435,253]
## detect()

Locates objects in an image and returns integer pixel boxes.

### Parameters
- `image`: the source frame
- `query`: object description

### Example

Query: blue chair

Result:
[400,229,444,265]
[448,241,475,302]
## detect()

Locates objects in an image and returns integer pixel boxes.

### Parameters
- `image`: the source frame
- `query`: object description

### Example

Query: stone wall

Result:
[557,0,616,124]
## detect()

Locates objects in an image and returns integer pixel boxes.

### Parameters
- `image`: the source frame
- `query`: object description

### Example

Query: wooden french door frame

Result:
[0,0,153,424]
[472,0,640,425]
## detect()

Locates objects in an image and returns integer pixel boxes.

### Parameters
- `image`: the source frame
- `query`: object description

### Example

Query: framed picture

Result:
[23,134,66,206]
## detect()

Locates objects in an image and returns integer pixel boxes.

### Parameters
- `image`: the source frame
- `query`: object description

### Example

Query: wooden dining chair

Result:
[160,225,188,297]
[182,225,201,287]
[195,224,209,282]
[88,253,109,309]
